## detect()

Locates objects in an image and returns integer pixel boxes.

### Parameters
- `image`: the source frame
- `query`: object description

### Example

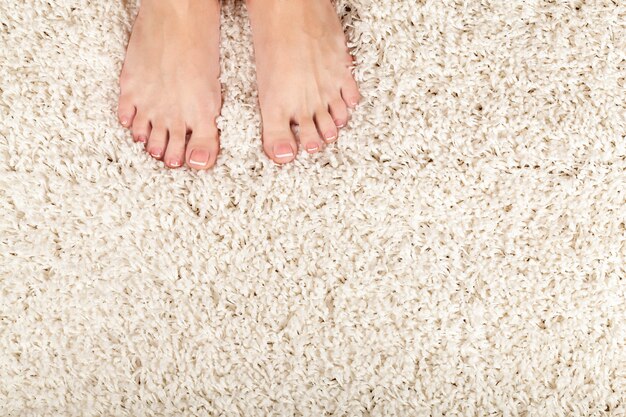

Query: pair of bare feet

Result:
[117,0,361,169]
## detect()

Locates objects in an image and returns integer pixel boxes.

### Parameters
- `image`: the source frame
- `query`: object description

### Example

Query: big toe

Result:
[185,124,220,170]
[262,125,297,164]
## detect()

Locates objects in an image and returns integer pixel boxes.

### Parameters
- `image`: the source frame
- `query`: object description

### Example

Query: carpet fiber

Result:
[1,0,626,415]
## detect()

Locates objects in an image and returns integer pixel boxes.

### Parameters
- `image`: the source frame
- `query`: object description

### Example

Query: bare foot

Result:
[246,0,361,164]
[118,0,221,170]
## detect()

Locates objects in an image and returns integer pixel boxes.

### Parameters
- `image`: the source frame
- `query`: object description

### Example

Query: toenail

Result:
[137,136,147,143]
[150,149,162,158]
[274,143,294,159]
[335,120,346,128]
[170,159,181,168]
[189,149,210,166]
[121,118,129,126]
[325,135,337,143]
[305,143,319,153]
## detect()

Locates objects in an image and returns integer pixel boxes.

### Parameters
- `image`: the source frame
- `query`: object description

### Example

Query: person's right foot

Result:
[117,0,222,170]
[246,0,361,164]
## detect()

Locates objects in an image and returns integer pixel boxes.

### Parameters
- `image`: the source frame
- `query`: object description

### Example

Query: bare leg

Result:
[117,0,222,170]
[246,0,361,164]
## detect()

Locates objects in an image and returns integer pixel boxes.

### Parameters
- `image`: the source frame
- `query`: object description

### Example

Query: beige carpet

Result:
[1,0,626,415]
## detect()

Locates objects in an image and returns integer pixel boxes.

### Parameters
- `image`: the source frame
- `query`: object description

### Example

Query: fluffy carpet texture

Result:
[1,0,625,415]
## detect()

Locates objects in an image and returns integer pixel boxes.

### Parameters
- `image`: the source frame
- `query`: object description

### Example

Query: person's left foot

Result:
[246,0,361,164]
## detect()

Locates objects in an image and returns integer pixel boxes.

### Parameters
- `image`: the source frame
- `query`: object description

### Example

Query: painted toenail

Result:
[170,159,181,168]
[325,135,337,143]
[150,149,162,158]
[121,118,129,126]
[335,120,345,128]
[189,149,209,166]
[274,143,294,159]
[305,143,319,153]
[137,136,147,143]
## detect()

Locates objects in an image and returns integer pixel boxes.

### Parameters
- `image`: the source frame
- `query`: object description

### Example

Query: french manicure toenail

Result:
[274,143,294,159]
[325,135,337,143]
[170,160,181,167]
[189,149,209,166]
[138,136,147,143]
[150,149,162,158]
[306,143,319,152]
[121,118,128,126]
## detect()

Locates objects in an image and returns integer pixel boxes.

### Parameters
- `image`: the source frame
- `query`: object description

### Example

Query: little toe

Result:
[164,125,187,168]
[146,125,167,160]
[298,118,325,154]
[186,124,219,170]
[341,75,361,109]
[329,98,349,129]
[263,125,297,164]
[118,96,137,128]
[314,110,339,144]
[131,114,151,144]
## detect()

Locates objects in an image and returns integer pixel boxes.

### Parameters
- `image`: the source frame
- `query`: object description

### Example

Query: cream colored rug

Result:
[1,0,625,416]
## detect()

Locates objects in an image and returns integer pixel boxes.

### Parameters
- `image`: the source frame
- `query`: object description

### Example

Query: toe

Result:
[298,118,325,154]
[185,123,219,170]
[314,110,338,145]
[131,113,151,144]
[163,123,187,168]
[146,125,167,160]
[262,124,297,164]
[118,95,136,128]
[341,75,361,109]
[329,98,349,128]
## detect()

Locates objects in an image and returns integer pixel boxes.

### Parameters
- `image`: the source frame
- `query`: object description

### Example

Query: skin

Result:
[117,0,360,168]
[246,0,361,164]
[117,0,221,170]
